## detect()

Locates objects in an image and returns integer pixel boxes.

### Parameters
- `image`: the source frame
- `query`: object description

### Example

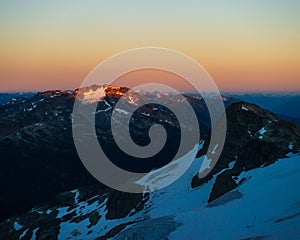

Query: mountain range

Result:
[0,86,299,239]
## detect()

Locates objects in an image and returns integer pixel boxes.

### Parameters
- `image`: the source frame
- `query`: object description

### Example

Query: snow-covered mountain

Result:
[0,86,299,239]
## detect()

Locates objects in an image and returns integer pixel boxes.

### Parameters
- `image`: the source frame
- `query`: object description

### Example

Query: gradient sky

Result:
[0,0,299,92]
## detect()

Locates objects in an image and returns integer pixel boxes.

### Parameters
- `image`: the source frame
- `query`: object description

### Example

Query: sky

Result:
[0,0,299,92]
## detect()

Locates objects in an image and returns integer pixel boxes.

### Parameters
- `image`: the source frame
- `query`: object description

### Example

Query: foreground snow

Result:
[12,152,300,239]
[167,154,300,239]
[68,154,300,239]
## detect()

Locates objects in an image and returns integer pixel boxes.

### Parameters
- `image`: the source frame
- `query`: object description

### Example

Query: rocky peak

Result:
[192,101,300,201]
[34,85,133,104]
[73,85,132,104]
[225,101,300,149]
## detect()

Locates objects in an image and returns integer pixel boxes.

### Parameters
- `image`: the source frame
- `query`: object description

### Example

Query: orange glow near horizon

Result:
[0,1,299,92]
[112,69,197,93]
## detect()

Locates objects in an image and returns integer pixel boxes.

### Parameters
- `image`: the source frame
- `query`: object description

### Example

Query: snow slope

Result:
[167,155,300,239]
[7,150,300,239]
[63,149,300,239]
